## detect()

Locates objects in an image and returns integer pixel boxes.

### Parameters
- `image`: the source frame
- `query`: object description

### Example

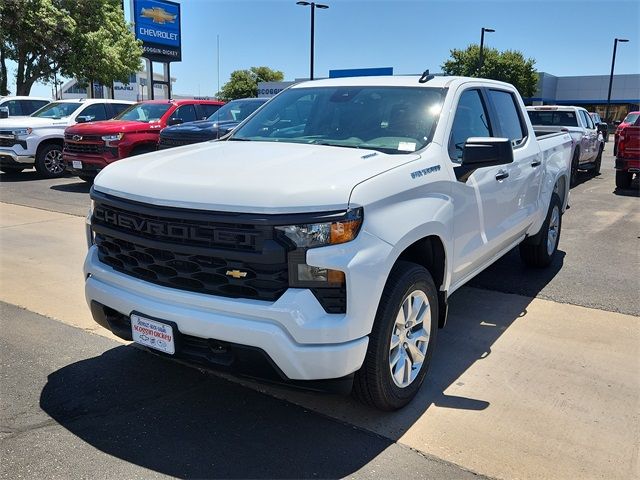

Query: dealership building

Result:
[526,72,640,122]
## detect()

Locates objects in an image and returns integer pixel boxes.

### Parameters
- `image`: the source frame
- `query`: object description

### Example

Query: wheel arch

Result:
[36,138,64,158]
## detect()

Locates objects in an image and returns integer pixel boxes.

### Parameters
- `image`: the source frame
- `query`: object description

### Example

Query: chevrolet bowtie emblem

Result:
[72,135,82,141]
[141,7,177,24]
[226,270,247,279]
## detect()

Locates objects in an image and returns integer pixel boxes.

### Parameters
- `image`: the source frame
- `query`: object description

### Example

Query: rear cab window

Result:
[527,110,579,127]
[487,89,527,147]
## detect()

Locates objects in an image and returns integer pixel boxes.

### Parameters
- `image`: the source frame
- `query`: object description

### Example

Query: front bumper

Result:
[0,149,33,166]
[84,227,393,381]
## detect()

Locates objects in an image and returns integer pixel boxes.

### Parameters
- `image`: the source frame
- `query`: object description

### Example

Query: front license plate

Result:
[131,314,175,354]
[72,160,82,169]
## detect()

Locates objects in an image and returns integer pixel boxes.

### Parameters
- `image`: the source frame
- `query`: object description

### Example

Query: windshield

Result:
[208,100,265,123]
[623,113,639,125]
[32,102,81,119]
[528,110,579,127]
[115,103,172,122]
[231,86,446,154]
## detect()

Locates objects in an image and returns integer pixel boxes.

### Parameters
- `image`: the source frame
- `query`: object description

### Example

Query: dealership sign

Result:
[133,0,181,62]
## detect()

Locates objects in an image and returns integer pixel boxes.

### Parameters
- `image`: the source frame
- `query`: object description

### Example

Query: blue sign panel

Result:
[133,0,181,62]
[329,67,394,78]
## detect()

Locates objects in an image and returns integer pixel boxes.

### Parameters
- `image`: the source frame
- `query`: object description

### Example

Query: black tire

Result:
[519,192,562,268]
[613,142,617,157]
[34,143,65,178]
[570,148,579,187]
[0,166,25,173]
[78,174,94,184]
[615,171,633,189]
[592,145,603,176]
[353,261,438,411]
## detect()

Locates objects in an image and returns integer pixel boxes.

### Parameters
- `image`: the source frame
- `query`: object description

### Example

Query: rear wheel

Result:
[615,171,633,189]
[353,261,438,411]
[570,149,579,187]
[592,145,603,176]
[519,193,562,268]
[35,143,66,178]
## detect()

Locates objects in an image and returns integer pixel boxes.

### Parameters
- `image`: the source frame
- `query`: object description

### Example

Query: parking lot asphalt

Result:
[1,141,638,316]
[0,301,485,480]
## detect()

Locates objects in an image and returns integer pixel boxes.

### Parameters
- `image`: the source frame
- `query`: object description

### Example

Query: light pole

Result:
[605,37,629,122]
[478,27,495,75]
[296,1,329,80]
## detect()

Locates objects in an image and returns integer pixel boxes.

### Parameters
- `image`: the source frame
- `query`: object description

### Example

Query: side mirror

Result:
[614,120,622,126]
[167,117,183,126]
[456,137,513,182]
[76,116,92,123]
[462,137,513,168]
[0,107,8,119]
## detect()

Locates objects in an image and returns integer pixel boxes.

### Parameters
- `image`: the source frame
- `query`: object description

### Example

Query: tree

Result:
[0,0,142,96]
[441,45,538,98]
[217,66,284,101]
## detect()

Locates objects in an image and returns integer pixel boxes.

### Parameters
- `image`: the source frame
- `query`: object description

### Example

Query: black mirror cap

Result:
[0,108,8,119]
[76,116,89,123]
[167,117,183,126]
[462,137,514,168]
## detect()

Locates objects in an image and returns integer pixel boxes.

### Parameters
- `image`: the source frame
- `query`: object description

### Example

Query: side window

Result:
[173,104,197,123]
[111,103,131,117]
[5,100,23,116]
[79,103,108,122]
[28,100,49,114]
[581,110,594,129]
[488,89,526,145]
[200,104,222,119]
[448,89,492,162]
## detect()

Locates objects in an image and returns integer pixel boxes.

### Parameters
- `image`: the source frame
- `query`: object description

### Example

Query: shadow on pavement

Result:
[50,181,92,193]
[40,345,399,479]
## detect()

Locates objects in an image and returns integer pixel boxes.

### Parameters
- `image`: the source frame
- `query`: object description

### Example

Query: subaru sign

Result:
[133,0,181,62]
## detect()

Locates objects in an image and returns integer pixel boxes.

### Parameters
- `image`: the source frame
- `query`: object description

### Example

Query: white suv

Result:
[0,98,132,177]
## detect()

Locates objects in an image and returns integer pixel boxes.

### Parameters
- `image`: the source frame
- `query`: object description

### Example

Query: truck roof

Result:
[136,99,225,105]
[526,105,587,112]
[290,75,517,90]
[0,95,51,101]
[51,98,134,104]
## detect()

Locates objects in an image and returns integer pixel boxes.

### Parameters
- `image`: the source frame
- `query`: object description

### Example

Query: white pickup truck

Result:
[84,76,572,410]
[0,98,132,177]
[527,105,604,186]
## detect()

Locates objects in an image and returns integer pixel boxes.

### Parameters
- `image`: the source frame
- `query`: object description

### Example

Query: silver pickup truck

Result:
[527,106,604,186]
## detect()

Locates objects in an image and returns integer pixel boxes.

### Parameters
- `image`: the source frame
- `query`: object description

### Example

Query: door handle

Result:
[495,169,509,181]
[531,160,542,167]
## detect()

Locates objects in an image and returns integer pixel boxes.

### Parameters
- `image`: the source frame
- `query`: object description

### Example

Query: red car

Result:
[64,99,224,181]
[613,111,639,157]
[615,112,640,189]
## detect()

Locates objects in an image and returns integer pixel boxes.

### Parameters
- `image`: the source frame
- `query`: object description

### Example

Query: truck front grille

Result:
[91,193,291,302]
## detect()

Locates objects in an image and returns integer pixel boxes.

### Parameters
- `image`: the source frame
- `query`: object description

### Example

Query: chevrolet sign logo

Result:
[72,135,82,141]
[226,270,247,279]
[141,7,177,24]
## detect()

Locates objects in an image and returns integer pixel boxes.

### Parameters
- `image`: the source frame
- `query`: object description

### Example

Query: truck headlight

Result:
[101,133,124,146]
[13,128,32,136]
[275,207,363,248]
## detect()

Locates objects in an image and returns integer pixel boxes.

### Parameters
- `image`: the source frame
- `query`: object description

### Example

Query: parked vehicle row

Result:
[64,99,224,182]
[83,75,573,410]
[526,105,604,186]
[0,99,133,177]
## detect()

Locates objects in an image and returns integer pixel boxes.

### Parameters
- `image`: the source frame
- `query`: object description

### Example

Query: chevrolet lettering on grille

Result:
[94,205,257,247]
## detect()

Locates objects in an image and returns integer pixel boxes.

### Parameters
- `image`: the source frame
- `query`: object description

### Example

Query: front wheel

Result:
[592,145,603,176]
[519,193,562,268]
[35,144,66,178]
[353,261,438,411]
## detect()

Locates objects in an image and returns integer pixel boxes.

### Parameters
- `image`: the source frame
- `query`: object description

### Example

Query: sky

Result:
[14,0,640,98]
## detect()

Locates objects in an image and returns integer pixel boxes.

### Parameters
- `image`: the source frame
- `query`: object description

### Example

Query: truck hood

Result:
[94,140,420,213]
[0,116,71,128]
[66,119,161,135]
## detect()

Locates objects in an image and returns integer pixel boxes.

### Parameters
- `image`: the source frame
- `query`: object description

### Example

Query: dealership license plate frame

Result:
[72,160,82,169]
[131,313,175,355]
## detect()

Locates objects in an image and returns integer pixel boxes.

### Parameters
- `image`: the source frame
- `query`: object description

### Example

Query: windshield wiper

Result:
[228,137,251,141]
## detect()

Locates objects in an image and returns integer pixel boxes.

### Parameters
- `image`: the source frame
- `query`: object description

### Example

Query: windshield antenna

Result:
[419,69,435,83]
